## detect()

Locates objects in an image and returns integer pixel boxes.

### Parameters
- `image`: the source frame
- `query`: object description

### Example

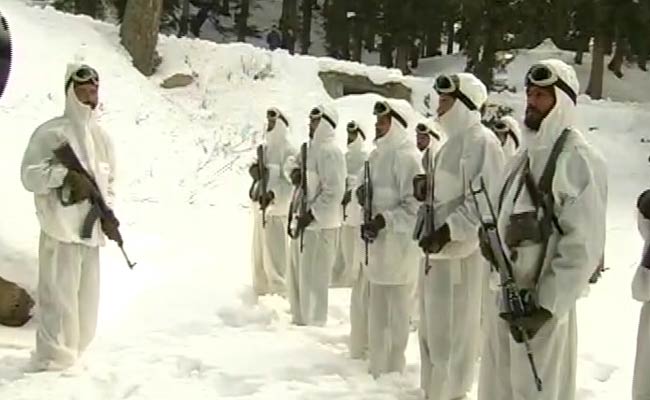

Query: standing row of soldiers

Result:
[246,58,650,400]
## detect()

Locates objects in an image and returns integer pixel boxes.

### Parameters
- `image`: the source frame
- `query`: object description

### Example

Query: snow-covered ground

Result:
[1,1,649,398]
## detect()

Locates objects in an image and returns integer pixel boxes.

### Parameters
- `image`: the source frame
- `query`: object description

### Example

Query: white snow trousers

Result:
[349,265,369,359]
[251,213,288,296]
[419,250,483,400]
[331,225,362,287]
[33,231,100,370]
[368,282,411,377]
[287,228,338,326]
[478,292,578,400]
[634,302,650,400]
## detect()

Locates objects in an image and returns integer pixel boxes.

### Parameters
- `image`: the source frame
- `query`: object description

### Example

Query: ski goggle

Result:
[309,106,337,129]
[416,123,440,141]
[433,74,478,111]
[346,121,366,139]
[525,63,577,104]
[266,107,289,126]
[65,65,99,91]
[373,101,407,128]
[492,120,510,133]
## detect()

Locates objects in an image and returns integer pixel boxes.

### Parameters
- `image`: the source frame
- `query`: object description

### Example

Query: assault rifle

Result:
[469,177,542,392]
[413,148,436,274]
[288,142,308,253]
[54,142,136,269]
[256,144,269,227]
[362,161,372,266]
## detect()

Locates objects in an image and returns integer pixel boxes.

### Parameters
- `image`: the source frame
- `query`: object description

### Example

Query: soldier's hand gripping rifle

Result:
[54,142,136,269]
[469,177,542,392]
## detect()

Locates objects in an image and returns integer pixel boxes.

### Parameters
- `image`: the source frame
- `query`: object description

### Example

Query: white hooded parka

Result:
[478,59,608,400]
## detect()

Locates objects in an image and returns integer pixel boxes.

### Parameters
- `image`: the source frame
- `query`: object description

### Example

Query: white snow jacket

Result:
[258,115,297,217]
[431,73,506,260]
[359,99,422,285]
[499,115,521,161]
[343,135,369,227]
[21,63,116,247]
[496,59,608,319]
[633,211,650,302]
[287,103,346,230]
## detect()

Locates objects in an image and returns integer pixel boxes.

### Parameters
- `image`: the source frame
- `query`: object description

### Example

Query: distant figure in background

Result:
[633,189,650,400]
[267,25,282,51]
[491,115,521,161]
[282,28,295,54]
[20,63,117,371]
[415,120,443,154]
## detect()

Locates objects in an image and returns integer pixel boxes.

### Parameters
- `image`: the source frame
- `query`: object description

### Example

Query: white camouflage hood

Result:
[438,73,487,138]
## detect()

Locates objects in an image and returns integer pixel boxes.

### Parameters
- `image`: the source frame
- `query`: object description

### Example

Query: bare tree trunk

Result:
[608,31,627,78]
[75,0,97,17]
[350,13,363,61]
[237,0,250,42]
[179,0,190,37]
[587,33,606,99]
[301,0,313,53]
[396,43,411,74]
[425,17,442,56]
[281,0,298,53]
[220,0,231,15]
[446,20,454,54]
[120,0,163,76]
[380,35,394,67]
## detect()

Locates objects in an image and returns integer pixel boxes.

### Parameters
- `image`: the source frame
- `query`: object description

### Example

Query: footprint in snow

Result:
[590,361,617,382]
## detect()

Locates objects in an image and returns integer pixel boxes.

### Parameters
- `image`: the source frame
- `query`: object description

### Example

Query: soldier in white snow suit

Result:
[249,107,297,296]
[332,121,369,288]
[334,121,371,358]
[633,189,650,400]
[285,104,346,326]
[492,115,522,161]
[478,59,607,400]
[410,119,446,332]
[21,63,117,371]
[414,72,506,400]
[355,98,422,377]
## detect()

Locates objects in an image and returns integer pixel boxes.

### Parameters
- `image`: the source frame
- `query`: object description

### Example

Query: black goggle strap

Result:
[525,64,577,104]
[434,74,477,111]
[65,65,99,92]
[374,101,407,128]
[310,107,336,129]
[416,123,441,141]
[267,108,289,127]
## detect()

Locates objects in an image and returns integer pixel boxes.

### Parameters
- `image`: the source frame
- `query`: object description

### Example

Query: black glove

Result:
[356,184,366,207]
[638,189,650,219]
[249,163,261,181]
[361,214,385,243]
[101,213,121,244]
[259,191,275,209]
[499,306,553,343]
[412,174,427,202]
[63,170,94,204]
[478,226,497,266]
[341,190,352,206]
[418,223,450,253]
[296,210,314,231]
[290,168,302,185]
